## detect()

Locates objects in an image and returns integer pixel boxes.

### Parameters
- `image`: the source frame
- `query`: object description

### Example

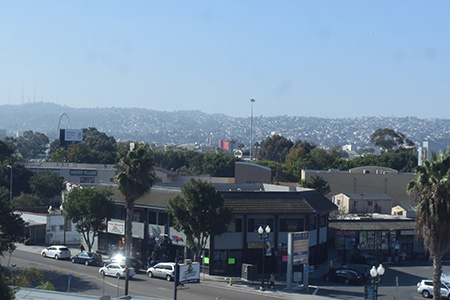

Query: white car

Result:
[417,279,450,299]
[147,262,175,281]
[41,245,71,260]
[99,263,136,279]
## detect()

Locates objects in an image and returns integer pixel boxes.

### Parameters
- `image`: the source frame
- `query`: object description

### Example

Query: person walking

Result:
[80,244,85,252]
[268,273,275,289]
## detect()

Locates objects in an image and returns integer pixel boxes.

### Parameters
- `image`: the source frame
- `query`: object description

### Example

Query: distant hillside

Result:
[0,103,449,149]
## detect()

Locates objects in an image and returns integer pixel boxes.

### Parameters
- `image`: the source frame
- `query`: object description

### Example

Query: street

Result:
[3,248,450,300]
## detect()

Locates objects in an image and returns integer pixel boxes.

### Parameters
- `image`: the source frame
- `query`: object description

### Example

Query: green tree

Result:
[370,128,413,152]
[202,152,238,177]
[301,175,331,195]
[407,151,450,300]
[167,179,232,261]
[0,140,14,162]
[258,135,294,163]
[29,171,63,204]
[5,131,49,160]
[0,186,26,256]
[0,268,15,300]
[116,145,155,295]
[11,192,42,209]
[63,187,115,252]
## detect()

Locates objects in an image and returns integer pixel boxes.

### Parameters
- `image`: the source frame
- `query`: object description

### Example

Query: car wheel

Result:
[100,270,105,276]
[166,274,172,281]
[85,261,89,266]
[422,290,431,298]
[72,258,76,263]
[148,272,153,278]
[54,255,59,260]
[116,273,121,279]
[344,279,350,285]
[42,252,47,257]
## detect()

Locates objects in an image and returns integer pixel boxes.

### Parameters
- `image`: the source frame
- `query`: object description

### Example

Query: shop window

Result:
[158,212,168,226]
[80,177,95,183]
[149,211,157,224]
[235,218,242,232]
[248,218,273,232]
[280,218,304,232]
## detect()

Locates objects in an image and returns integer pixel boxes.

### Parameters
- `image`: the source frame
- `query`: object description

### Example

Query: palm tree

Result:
[116,145,155,295]
[407,151,450,300]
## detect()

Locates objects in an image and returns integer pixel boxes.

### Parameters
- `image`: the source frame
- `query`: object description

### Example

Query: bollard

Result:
[229,277,232,286]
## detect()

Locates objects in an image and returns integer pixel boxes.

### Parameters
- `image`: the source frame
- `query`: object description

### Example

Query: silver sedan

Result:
[99,263,136,279]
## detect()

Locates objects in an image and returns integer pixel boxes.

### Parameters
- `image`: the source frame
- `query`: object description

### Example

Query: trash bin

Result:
[241,263,257,281]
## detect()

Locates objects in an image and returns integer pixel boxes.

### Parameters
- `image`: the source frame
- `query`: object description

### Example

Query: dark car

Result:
[103,254,142,272]
[71,252,103,266]
[324,268,366,285]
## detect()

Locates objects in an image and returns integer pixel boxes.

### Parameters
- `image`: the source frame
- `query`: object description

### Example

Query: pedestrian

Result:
[268,273,275,289]
[80,244,85,252]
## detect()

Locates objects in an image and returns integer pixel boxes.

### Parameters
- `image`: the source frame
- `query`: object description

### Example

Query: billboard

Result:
[64,129,83,142]
[292,231,309,265]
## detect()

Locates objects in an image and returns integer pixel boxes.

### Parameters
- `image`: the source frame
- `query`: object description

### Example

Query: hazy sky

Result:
[1,1,449,118]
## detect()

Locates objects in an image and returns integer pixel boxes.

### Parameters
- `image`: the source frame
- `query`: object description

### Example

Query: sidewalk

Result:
[14,243,332,299]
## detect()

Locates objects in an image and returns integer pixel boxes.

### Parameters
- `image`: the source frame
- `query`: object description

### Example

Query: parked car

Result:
[417,279,450,298]
[71,252,103,266]
[40,245,71,260]
[99,263,136,279]
[147,262,175,281]
[103,253,142,271]
[323,267,366,285]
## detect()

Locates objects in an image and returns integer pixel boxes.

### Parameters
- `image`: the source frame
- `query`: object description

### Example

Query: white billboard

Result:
[64,129,83,142]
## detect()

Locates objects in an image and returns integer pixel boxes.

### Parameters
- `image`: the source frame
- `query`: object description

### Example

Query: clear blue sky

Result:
[1,1,449,118]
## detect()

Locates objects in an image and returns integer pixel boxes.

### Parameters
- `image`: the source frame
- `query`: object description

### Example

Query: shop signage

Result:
[70,169,97,176]
[293,231,309,265]
[108,221,125,235]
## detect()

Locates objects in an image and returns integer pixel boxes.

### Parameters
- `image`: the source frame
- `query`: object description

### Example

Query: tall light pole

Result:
[7,165,12,201]
[258,225,271,291]
[250,99,255,161]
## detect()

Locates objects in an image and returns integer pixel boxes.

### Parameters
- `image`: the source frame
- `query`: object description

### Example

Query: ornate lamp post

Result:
[258,225,271,291]
[370,264,385,300]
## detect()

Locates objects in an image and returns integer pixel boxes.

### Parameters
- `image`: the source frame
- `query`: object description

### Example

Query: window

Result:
[149,211,157,224]
[280,218,304,232]
[248,218,273,232]
[59,225,64,231]
[158,212,168,226]
[319,215,327,227]
[80,177,95,183]
[368,201,373,206]
[65,219,72,231]
[337,199,341,205]
[309,216,317,230]
[228,218,242,232]
[353,201,358,206]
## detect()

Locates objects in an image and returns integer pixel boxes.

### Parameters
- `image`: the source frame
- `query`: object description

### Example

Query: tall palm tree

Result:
[407,151,450,300]
[116,145,155,295]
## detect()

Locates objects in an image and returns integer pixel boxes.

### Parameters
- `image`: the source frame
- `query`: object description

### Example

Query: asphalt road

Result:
[3,248,450,300]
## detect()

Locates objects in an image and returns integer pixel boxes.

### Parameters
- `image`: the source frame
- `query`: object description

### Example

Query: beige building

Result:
[302,166,417,209]
[332,193,392,214]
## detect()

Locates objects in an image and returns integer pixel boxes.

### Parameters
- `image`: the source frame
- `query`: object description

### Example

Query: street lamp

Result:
[250,99,255,161]
[370,264,385,300]
[258,225,271,291]
[7,165,12,201]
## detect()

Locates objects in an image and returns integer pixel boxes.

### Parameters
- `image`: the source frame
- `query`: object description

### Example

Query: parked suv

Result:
[417,279,450,299]
[147,262,175,281]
